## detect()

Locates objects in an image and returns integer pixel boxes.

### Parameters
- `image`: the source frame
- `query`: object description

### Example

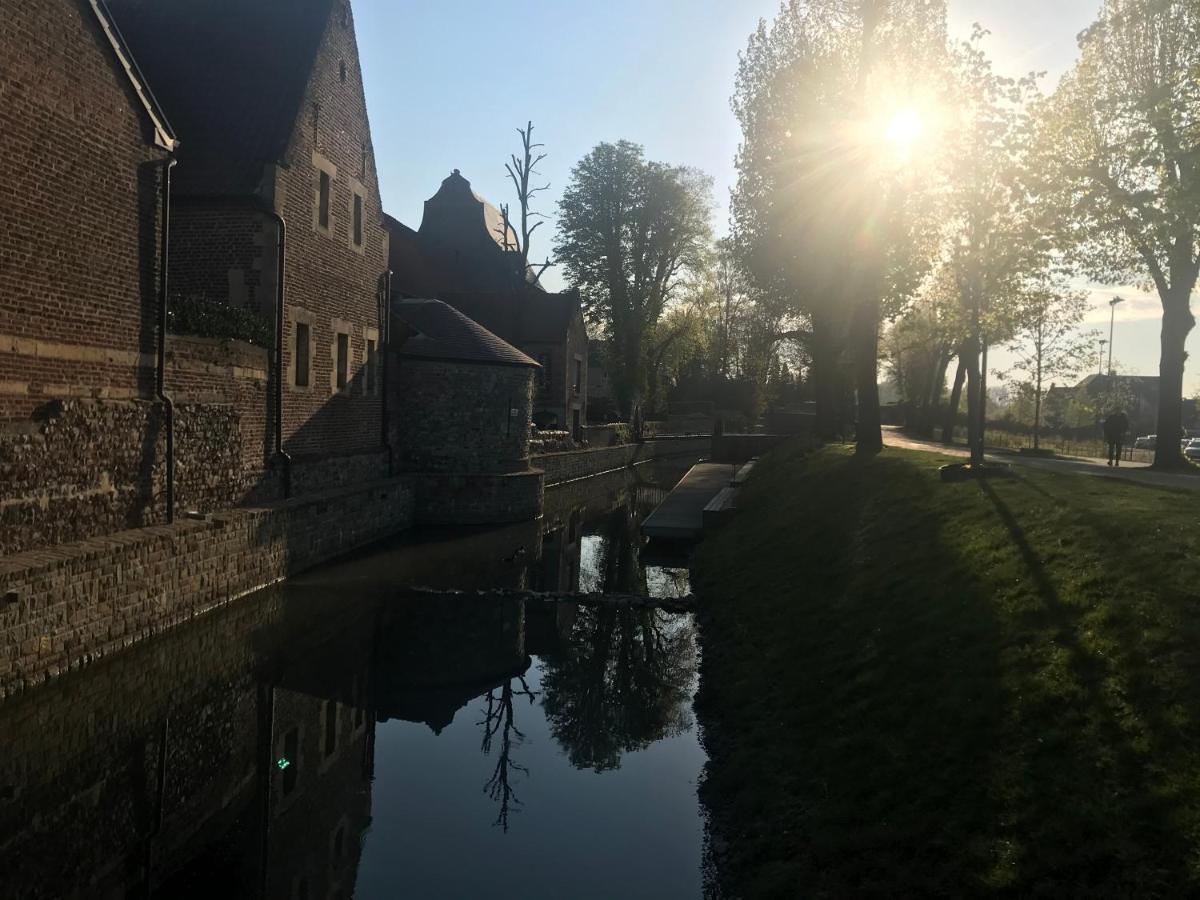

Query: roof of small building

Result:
[392,299,539,368]
[105,0,333,196]
[440,290,583,346]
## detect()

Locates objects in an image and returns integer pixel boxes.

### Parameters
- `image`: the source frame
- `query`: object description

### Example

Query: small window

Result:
[339,60,347,83]
[318,171,331,230]
[336,333,349,390]
[574,359,582,394]
[281,727,299,796]
[366,339,377,394]
[353,194,364,247]
[323,700,338,757]
[295,323,310,387]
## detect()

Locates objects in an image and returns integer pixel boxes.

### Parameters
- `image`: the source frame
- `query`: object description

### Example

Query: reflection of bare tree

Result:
[478,676,538,832]
[541,607,696,772]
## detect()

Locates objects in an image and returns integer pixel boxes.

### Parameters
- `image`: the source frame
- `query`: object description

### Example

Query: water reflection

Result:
[0,463,704,898]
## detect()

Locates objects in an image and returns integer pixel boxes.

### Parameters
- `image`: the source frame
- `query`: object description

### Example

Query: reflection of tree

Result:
[478,676,538,832]
[540,607,696,772]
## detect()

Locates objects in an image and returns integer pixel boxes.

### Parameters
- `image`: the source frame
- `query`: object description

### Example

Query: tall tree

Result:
[501,120,553,286]
[999,284,1095,449]
[1032,0,1200,469]
[730,0,947,453]
[555,141,712,418]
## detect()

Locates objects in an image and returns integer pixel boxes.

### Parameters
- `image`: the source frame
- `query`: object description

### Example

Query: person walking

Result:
[1103,410,1130,466]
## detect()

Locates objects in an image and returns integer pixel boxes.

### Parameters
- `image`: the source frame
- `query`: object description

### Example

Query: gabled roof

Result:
[105,0,333,196]
[392,299,538,368]
[88,0,177,150]
[440,290,582,345]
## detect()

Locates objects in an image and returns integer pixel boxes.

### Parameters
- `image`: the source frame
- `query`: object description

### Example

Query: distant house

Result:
[1043,374,1198,437]
[0,0,177,553]
[109,0,392,491]
[385,170,588,438]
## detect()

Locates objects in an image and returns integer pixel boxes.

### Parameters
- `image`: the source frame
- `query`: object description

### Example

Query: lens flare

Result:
[885,107,924,155]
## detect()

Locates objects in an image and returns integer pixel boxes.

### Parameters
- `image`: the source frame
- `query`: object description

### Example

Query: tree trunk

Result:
[1033,361,1043,451]
[964,336,982,464]
[974,338,989,465]
[853,295,882,455]
[942,351,966,444]
[921,349,951,438]
[1153,291,1195,469]
[811,308,839,442]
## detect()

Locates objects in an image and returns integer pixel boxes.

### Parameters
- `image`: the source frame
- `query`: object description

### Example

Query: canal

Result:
[0,462,709,898]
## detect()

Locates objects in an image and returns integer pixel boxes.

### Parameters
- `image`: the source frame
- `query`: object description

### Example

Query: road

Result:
[881,426,1200,493]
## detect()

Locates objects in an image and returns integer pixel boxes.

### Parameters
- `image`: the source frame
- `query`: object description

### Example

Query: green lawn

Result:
[694,443,1200,897]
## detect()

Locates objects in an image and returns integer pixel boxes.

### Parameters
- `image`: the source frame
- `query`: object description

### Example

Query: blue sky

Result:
[357,0,1194,394]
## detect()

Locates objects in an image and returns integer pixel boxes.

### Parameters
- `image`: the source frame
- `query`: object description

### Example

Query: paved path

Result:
[881,426,1200,493]
[641,462,737,540]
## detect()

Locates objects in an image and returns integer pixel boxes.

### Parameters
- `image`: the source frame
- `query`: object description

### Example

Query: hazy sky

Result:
[357,0,1193,394]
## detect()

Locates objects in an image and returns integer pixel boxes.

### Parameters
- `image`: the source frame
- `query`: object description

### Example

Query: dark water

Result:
[0,463,707,899]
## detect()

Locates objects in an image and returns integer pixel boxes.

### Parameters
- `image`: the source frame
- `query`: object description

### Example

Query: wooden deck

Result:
[641,463,737,541]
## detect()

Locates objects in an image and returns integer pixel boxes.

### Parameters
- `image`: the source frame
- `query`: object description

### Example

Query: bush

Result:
[168,295,273,346]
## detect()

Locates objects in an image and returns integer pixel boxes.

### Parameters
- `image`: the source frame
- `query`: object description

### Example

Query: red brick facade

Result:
[0,0,170,421]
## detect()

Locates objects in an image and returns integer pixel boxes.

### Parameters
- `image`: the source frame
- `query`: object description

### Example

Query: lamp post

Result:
[1107,295,1125,375]
[1098,339,1108,375]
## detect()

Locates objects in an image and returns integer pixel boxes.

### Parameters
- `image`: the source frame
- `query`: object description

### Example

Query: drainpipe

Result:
[264,211,293,498]
[156,158,177,524]
[380,269,393,475]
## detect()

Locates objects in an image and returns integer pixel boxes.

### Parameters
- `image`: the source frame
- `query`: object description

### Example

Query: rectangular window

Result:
[353,194,364,247]
[318,171,331,229]
[574,359,582,394]
[336,332,349,390]
[295,322,310,387]
[323,700,338,757]
[366,339,377,394]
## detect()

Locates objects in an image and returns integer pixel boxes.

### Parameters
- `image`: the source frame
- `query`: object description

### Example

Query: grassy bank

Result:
[694,443,1200,897]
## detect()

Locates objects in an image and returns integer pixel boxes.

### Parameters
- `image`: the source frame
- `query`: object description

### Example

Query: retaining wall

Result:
[535,436,710,485]
[0,478,414,698]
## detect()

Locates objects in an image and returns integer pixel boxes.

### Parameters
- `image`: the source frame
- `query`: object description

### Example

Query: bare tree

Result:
[479,676,538,832]
[501,121,554,287]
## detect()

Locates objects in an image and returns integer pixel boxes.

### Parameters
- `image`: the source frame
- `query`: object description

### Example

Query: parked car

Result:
[1185,439,1200,460]
[1134,435,1157,450]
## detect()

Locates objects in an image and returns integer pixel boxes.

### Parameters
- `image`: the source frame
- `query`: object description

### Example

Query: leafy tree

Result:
[555,141,712,418]
[730,0,947,452]
[936,30,1046,464]
[1031,0,1200,469]
[998,284,1096,448]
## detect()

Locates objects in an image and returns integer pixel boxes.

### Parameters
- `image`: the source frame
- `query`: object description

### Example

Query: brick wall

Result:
[389,358,534,474]
[0,477,414,697]
[407,471,544,526]
[270,3,389,462]
[169,205,270,312]
[535,436,711,485]
[0,0,165,420]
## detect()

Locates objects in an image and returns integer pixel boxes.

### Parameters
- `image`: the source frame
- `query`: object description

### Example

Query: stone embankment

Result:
[535,436,711,485]
[0,478,414,698]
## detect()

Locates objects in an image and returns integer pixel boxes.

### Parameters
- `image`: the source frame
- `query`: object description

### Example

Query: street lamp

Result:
[1098,339,1108,375]
[1108,295,1125,374]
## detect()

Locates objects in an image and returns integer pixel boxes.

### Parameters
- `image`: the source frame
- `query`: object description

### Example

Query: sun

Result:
[885,107,925,156]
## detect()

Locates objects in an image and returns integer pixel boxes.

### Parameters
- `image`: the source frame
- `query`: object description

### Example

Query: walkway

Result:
[881,426,1200,493]
[641,463,737,540]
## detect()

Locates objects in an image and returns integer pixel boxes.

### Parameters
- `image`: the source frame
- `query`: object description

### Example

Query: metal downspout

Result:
[265,212,293,498]
[156,158,176,523]
[380,269,393,475]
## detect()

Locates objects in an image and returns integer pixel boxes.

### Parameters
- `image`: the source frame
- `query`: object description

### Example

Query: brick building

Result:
[385,169,588,439]
[108,0,392,493]
[0,0,179,553]
[389,299,543,524]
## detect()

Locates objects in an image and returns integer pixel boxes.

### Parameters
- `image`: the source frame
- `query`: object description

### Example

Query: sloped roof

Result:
[392,299,538,368]
[441,290,582,345]
[89,0,177,150]
[105,0,332,196]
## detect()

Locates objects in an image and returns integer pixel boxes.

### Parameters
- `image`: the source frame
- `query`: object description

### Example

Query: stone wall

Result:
[407,470,543,526]
[389,357,534,474]
[0,477,414,698]
[535,436,711,485]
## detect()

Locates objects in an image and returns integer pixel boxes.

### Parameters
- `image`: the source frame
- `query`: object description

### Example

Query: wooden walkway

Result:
[641,463,737,540]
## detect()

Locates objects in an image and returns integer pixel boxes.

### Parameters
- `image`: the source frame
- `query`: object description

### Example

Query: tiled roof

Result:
[392,300,538,368]
[105,0,332,196]
[440,290,581,345]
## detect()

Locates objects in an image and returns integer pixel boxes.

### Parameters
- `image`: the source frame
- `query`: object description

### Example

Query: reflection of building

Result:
[385,170,588,437]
